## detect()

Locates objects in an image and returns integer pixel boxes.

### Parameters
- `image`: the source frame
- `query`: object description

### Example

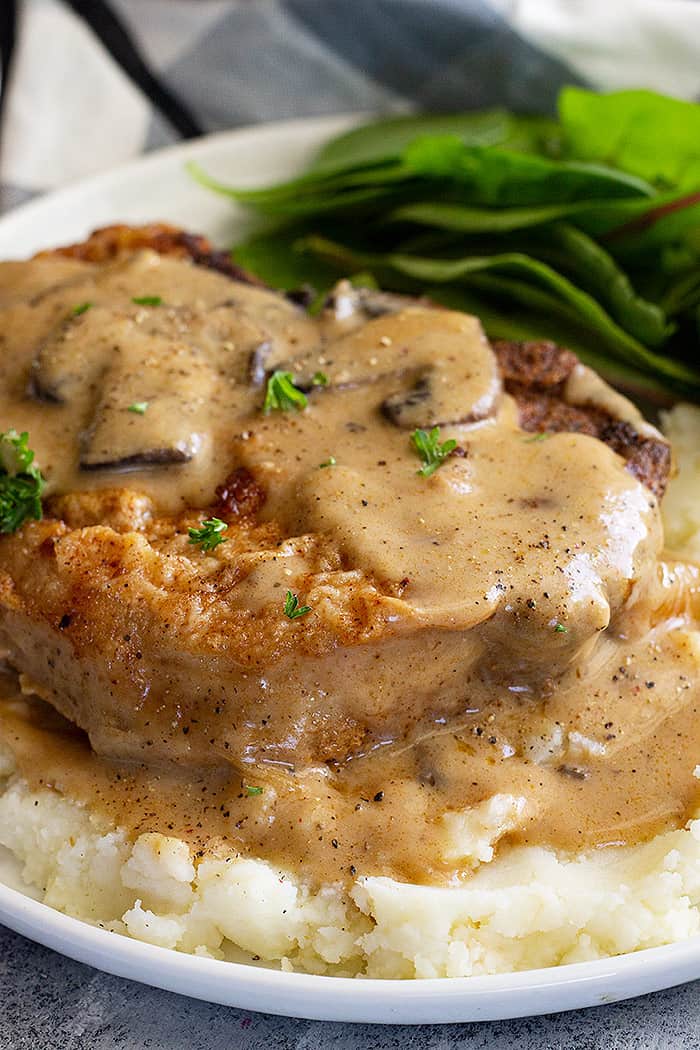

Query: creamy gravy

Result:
[0,251,699,886]
[0,253,317,511]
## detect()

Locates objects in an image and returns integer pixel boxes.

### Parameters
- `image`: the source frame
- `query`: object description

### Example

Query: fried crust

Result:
[35,222,264,287]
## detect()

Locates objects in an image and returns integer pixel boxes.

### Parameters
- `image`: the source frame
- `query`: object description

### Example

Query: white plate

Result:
[1,115,699,1024]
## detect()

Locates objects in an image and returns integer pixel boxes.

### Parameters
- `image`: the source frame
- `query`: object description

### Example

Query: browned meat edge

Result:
[34,222,264,287]
[492,339,671,499]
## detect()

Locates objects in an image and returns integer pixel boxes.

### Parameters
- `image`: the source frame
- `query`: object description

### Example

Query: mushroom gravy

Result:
[0,249,699,886]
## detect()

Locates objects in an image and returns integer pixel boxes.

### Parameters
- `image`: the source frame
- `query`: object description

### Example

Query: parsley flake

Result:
[554,623,568,633]
[411,426,457,477]
[188,517,228,552]
[263,371,308,414]
[312,371,329,386]
[523,431,551,443]
[246,785,263,797]
[72,302,92,316]
[284,590,311,620]
[128,401,149,415]
[0,430,45,534]
[319,456,337,468]
[132,295,162,306]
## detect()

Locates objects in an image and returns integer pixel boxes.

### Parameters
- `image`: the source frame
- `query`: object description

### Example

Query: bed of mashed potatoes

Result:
[0,402,699,980]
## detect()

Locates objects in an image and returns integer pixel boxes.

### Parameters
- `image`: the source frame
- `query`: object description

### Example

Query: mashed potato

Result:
[0,402,699,979]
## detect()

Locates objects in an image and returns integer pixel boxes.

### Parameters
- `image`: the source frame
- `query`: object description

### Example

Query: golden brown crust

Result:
[0,504,414,765]
[35,222,264,287]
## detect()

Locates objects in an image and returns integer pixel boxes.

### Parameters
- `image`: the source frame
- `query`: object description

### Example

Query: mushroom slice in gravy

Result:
[289,308,502,428]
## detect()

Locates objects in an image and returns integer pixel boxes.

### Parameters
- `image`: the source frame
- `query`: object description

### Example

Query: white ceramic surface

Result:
[1,116,699,1023]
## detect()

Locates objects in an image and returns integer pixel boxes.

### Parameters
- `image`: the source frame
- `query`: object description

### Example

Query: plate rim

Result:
[0,112,364,255]
[3,875,700,1023]
[1,115,699,1023]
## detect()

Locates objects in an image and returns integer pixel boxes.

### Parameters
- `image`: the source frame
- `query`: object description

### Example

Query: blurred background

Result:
[2,0,700,212]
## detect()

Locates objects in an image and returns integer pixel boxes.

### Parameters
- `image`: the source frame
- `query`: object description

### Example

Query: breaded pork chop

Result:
[0,226,673,772]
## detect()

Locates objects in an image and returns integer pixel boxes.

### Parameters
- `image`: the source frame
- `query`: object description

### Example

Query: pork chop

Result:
[0,226,673,773]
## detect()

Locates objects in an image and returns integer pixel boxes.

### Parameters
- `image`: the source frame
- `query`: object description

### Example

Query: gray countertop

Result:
[1,925,698,1049]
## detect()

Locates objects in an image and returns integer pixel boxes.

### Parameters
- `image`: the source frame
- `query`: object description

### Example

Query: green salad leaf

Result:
[560,87,700,191]
[191,86,700,401]
[310,109,515,173]
[401,136,654,204]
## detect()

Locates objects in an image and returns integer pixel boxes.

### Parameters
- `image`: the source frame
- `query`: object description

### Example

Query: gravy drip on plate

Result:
[0,251,698,886]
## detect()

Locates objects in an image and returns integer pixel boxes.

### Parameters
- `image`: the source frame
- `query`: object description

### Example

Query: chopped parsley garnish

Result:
[128,401,149,415]
[319,456,336,468]
[411,426,457,477]
[312,371,329,386]
[523,431,551,443]
[263,370,308,414]
[554,623,568,633]
[132,295,162,306]
[283,590,311,620]
[72,301,92,316]
[0,430,45,534]
[188,517,228,552]
[246,785,263,797]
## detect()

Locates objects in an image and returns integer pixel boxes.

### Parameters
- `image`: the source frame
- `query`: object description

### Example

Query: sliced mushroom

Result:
[321,279,422,325]
[288,307,502,429]
[248,340,272,387]
[78,338,219,470]
[80,447,192,470]
[26,371,62,403]
[30,299,301,472]
[32,307,223,471]
[31,308,117,405]
[382,377,432,426]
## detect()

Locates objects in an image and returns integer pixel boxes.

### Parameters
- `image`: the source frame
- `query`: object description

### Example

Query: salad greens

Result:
[192,87,700,400]
[559,88,700,192]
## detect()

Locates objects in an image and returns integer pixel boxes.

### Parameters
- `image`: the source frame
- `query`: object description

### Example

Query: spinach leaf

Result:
[311,111,568,175]
[389,196,667,236]
[188,158,408,214]
[192,88,700,401]
[560,87,700,191]
[232,225,339,293]
[402,137,654,204]
[385,219,669,346]
[601,194,700,264]
[310,110,513,173]
[390,199,607,233]
[520,223,671,347]
[660,269,700,317]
